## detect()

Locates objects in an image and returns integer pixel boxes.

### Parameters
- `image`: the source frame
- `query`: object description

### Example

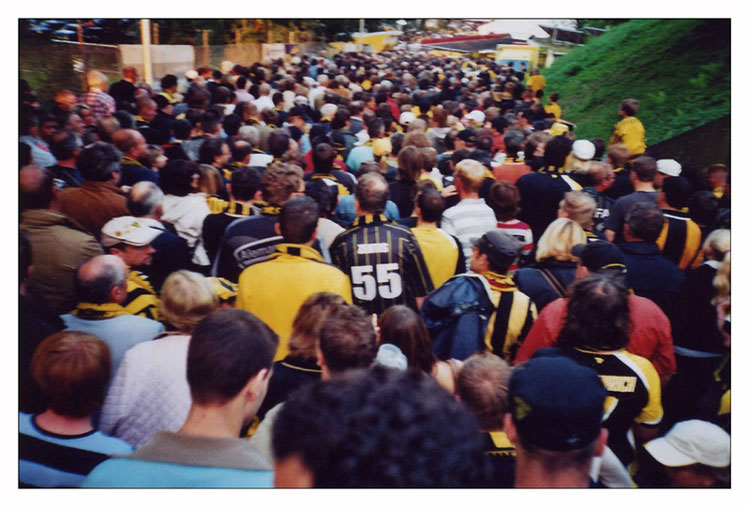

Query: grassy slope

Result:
[543,19,730,145]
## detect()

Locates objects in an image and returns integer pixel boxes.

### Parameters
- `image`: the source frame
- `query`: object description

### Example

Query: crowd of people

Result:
[19,47,730,488]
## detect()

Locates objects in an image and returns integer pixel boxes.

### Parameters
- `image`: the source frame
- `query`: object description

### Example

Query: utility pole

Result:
[359,18,364,52]
[140,19,153,87]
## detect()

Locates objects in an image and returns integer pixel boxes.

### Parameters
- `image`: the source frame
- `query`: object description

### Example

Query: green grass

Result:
[543,19,730,145]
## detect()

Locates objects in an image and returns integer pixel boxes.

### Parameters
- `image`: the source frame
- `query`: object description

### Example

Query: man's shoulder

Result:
[82,456,273,488]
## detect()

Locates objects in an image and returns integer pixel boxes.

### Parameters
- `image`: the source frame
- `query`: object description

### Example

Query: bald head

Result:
[112,129,146,158]
[75,255,128,304]
[20,165,54,211]
[128,181,164,218]
[123,66,137,82]
[355,172,389,215]
[87,70,109,91]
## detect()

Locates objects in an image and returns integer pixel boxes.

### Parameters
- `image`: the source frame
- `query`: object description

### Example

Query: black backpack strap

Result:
[538,268,567,298]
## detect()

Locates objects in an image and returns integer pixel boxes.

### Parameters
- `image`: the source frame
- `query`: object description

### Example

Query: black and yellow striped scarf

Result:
[71,302,131,320]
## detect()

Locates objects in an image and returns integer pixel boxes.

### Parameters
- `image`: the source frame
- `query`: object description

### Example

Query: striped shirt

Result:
[19,412,132,488]
[331,214,434,315]
[411,226,464,289]
[496,219,534,272]
[482,272,537,362]
[655,209,703,270]
[565,348,662,466]
[441,198,497,271]
[77,90,116,120]
[123,270,161,321]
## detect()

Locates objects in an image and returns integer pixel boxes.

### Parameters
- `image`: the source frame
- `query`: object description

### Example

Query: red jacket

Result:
[514,294,676,383]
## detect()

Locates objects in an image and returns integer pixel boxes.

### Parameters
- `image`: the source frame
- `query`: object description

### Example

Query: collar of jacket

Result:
[273,243,323,261]
[354,214,389,226]
[121,156,146,167]
[134,115,150,125]
[81,180,126,194]
[618,241,660,256]
[21,209,90,233]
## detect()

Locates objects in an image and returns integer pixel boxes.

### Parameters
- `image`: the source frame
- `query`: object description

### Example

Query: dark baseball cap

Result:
[571,242,627,274]
[471,230,522,271]
[509,353,606,451]
[457,129,477,145]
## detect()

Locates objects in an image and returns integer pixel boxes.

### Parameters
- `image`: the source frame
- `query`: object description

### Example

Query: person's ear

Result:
[594,428,609,457]
[504,414,518,444]
[110,283,127,304]
[274,222,282,236]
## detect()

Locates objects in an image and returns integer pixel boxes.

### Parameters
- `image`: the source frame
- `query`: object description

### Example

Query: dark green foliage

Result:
[542,19,730,144]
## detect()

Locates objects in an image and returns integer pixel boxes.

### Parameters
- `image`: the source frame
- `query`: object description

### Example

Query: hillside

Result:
[543,19,730,145]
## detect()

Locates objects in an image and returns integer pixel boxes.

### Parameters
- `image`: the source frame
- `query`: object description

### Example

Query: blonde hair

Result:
[563,154,593,174]
[454,159,486,193]
[703,229,730,261]
[86,70,109,90]
[160,271,219,333]
[198,164,225,196]
[559,191,596,229]
[535,218,586,262]
[712,253,730,305]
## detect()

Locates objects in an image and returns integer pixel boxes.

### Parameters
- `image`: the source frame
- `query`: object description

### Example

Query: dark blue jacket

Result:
[513,260,578,313]
[618,241,685,325]
[421,274,496,360]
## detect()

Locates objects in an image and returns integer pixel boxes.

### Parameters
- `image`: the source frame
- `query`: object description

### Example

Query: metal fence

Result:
[21,38,331,106]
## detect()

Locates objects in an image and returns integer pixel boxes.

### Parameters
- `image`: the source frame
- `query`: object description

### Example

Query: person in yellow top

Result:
[544,92,562,120]
[236,197,353,361]
[608,98,646,157]
[410,188,465,289]
[526,68,546,94]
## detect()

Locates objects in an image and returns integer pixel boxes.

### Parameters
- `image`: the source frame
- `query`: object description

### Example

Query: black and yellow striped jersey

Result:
[304,171,356,200]
[655,209,703,270]
[482,272,537,363]
[565,347,663,466]
[331,214,434,315]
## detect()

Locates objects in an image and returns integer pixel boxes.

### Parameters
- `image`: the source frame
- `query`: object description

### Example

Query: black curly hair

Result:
[272,367,491,487]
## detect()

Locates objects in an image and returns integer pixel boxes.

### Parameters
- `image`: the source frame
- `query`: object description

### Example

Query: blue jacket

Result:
[618,241,685,325]
[513,260,578,313]
[421,274,496,360]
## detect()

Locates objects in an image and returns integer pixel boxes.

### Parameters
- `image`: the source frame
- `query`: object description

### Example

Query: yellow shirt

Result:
[608,116,646,156]
[526,74,546,93]
[236,243,353,361]
[410,227,459,289]
[544,102,561,119]
[419,172,443,191]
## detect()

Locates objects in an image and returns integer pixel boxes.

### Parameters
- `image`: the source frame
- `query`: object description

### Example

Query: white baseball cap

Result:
[466,110,485,124]
[399,111,416,125]
[572,140,596,161]
[644,420,730,468]
[101,217,161,248]
[657,159,682,177]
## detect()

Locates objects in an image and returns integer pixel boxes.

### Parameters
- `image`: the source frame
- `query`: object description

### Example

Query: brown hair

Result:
[420,147,438,171]
[288,292,347,359]
[397,145,423,183]
[488,181,520,221]
[403,132,431,148]
[31,331,111,417]
[606,144,630,168]
[456,352,513,431]
[378,305,437,374]
[261,163,304,205]
[431,108,448,128]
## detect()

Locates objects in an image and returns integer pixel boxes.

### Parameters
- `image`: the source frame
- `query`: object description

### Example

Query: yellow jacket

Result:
[609,116,646,156]
[236,243,353,361]
[526,74,546,93]
[544,102,561,119]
